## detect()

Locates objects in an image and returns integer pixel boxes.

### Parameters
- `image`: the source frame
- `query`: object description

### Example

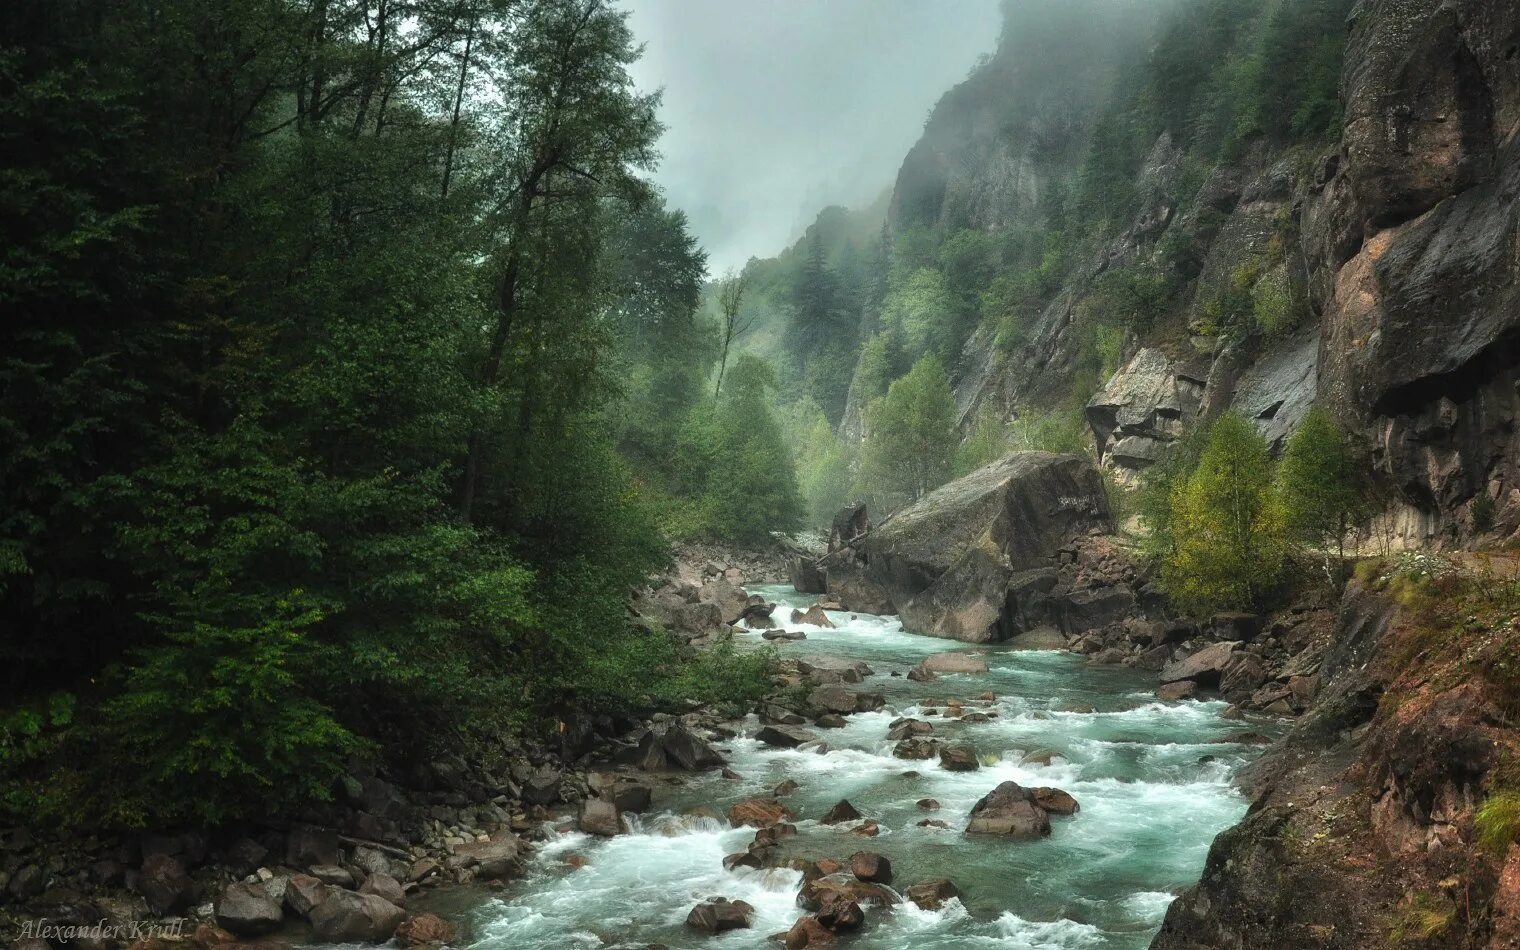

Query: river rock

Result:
[815,713,847,728]
[451,833,520,879]
[1159,641,1239,687]
[358,871,406,907]
[887,718,934,740]
[807,684,860,715]
[850,851,892,884]
[660,721,728,770]
[815,893,864,931]
[1030,786,1080,815]
[685,897,754,933]
[906,879,961,911]
[798,873,898,909]
[774,779,800,796]
[821,799,862,824]
[728,798,795,828]
[578,798,622,837]
[395,912,457,946]
[764,628,807,641]
[284,874,327,917]
[138,853,193,915]
[309,889,406,943]
[308,864,354,887]
[965,781,1052,838]
[917,652,989,675]
[785,915,837,947]
[1157,681,1198,702]
[938,744,980,771]
[893,737,939,760]
[797,657,873,683]
[757,724,816,748]
[215,882,284,937]
[795,604,835,628]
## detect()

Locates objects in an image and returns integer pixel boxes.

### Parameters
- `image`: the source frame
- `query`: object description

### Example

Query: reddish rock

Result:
[684,897,753,933]
[820,799,862,824]
[905,879,961,910]
[850,851,892,884]
[395,913,457,946]
[728,798,796,828]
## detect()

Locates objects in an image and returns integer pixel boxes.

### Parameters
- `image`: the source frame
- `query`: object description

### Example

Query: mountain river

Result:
[436,584,1278,949]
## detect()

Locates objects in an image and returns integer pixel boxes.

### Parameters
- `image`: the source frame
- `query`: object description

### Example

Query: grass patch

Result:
[1476,791,1520,855]
[1388,892,1454,944]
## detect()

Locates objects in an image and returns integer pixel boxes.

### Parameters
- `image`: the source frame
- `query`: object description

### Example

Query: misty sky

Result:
[621,0,1002,273]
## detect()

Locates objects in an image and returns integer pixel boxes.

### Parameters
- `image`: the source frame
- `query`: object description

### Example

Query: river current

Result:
[453,584,1275,949]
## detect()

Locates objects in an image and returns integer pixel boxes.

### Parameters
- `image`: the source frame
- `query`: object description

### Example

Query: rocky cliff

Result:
[885,0,1520,546]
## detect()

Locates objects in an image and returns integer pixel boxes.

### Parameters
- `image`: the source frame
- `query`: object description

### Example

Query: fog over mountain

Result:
[623,0,1001,272]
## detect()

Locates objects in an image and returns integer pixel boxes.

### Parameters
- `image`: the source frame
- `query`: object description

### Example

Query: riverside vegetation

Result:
[7,0,1520,946]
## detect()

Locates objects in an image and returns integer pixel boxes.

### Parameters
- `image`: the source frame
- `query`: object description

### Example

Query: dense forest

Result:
[0,0,1424,831]
[0,0,794,828]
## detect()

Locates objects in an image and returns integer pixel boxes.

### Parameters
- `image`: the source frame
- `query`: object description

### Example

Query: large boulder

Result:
[214,882,283,937]
[728,798,795,828]
[395,913,457,946]
[284,874,327,917]
[358,871,406,907]
[916,652,988,675]
[137,853,193,915]
[853,453,1110,641]
[618,721,726,771]
[906,879,961,911]
[451,833,520,879]
[965,781,1052,838]
[1160,641,1240,688]
[309,889,406,943]
[791,556,827,595]
[685,897,753,934]
[756,724,816,748]
[850,851,892,884]
[578,798,622,837]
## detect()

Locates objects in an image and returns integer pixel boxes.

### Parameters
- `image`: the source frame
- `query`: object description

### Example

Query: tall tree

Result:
[861,355,958,505]
[713,270,752,398]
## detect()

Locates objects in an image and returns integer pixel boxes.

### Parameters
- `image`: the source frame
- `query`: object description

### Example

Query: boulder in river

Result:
[685,897,754,933]
[798,873,898,910]
[917,652,989,675]
[284,874,327,917]
[965,781,1053,838]
[578,798,622,837]
[1030,786,1080,815]
[309,889,406,943]
[1158,680,1199,702]
[806,684,860,715]
[886,718,933,740]
[215,882,283,936]
[848,453,1111,642]
[784,915,837,947]
[795,604,836,628]
[1159,641,1239,687]
[821,799,862,824]
[774,779,800,796]
[358,871,406,907]
[728,798,796,828]
[757,724,816,748]
[938,744,980,771]
[763,628,807,641]
[850,851,892,884]
[815,893,864,931]
[893,737,939,760]
[450,832,521,879]
[620,720,727,770]
[815,713,847,729]
[395,913,457,946]
[906,879,961,911]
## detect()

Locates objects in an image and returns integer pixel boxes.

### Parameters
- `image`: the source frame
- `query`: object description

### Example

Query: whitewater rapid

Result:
[453,585,1276,949]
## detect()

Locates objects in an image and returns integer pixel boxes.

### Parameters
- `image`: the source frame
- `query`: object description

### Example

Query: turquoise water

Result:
[462,585,1274,949]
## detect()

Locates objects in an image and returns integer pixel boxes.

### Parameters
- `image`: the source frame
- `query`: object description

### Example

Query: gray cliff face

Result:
[920,0,1520,542]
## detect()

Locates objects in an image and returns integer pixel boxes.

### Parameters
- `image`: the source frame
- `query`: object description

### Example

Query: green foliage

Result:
[883,268,962,362]
[861,356,958,506]
[677,356,803,544]
[1476,791,1520,855]
[0,0,753,828]
[955,405,1015,477]
[1163,413,1287,613]
[780,399,855,528]
[1274,407,1363,567]
[1473,493,1498,534]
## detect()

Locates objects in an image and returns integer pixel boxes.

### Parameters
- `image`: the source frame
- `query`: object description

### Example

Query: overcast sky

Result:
[621,0,1002,273]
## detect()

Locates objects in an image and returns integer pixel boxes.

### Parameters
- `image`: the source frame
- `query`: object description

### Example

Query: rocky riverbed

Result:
[447,584,1284,949]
